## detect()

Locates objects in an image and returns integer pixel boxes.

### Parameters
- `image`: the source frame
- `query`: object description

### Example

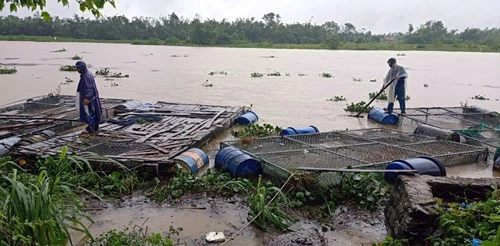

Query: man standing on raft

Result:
[382,58,408,116]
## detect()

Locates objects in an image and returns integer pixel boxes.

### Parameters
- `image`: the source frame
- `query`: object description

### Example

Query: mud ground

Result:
[76,192,387,246]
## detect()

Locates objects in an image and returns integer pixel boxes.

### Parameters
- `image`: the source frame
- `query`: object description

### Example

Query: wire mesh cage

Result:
[400,107,500,150]
[221,128,489,186]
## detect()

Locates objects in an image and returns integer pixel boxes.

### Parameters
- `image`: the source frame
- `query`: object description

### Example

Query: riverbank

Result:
[0,35,496,53]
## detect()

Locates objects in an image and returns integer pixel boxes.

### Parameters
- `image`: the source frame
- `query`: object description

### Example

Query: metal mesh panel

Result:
[401,107,500,150]
[81,142,150,155]
[342,128,406,139]
[221,128,490,186]
[326,144,425,166]
[372,134,435,145]
[400,141,480,155]
[284,131,372,148]
[257,149,367,170]
[222,136,308,154]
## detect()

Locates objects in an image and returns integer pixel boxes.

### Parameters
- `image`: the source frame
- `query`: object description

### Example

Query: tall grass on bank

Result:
[0,157,93,245]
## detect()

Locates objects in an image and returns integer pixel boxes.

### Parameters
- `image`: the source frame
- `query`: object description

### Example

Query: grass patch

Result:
[231,123,282,138]
[59,65,77,72]
[51,48,67,52]
[327,96,347,102]
[251,72,264,78]
[202,80,213,87]
[344,101,373,113]
[473,95,489,100]
[96,68,129,78]
[369,91,388,100]
[267,72,281,76]
[208,71,227,75]
[0,66,17,74]
[321,72,333,78]
[0,35,498,53]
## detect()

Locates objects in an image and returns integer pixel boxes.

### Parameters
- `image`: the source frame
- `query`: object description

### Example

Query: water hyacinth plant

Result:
[0,66,17,74]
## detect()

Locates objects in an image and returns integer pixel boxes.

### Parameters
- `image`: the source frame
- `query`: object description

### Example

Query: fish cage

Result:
[400,107,500,150]
[221,128,489,186]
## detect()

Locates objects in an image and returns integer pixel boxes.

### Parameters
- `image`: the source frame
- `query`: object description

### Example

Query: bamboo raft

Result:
[0,94,244,175]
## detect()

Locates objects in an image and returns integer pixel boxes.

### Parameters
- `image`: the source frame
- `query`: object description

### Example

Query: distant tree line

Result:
[0,12,499,50]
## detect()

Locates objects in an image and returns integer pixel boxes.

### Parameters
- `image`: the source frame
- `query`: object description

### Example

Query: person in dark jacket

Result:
[76,61,102,133]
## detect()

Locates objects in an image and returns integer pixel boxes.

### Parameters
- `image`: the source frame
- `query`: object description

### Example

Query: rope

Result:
[218,173,296,245]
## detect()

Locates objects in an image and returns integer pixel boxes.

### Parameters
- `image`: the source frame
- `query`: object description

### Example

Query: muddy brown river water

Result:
[1,41,500,245]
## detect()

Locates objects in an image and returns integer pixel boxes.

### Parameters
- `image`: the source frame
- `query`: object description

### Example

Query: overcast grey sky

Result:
[2,0,500,34]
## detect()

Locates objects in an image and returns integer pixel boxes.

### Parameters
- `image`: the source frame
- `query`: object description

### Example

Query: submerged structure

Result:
[0,94,243,175]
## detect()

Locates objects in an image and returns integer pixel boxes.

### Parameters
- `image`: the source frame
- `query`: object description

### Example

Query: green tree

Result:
[0,0,116,21]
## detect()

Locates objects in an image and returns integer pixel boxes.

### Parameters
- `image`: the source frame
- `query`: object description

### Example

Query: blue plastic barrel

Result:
[368,108,399,125]
[215,147,262,178]
[235,111,259,125]
[226,152,263,178]
[173,148,209,174]
[280,125,319,136]
[385,156,446,182]
[215,146,240,171]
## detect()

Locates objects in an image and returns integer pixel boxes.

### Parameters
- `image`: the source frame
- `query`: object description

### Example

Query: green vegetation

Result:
[473,95,489,100]
[369,91,410,101]
[153,168,251,201]
[248,177,294,230]
[321,72,333,78]
[0,146,158,245]
[87,222,181,246]
[426,187,500,245]
[0,66,17,74]
[267,71,281,76]
[369,91,388,100]
[231,123,282,138]
[0,14,499,52]
[60,65,77,71]
[344,101,373,113]
[51,48,66,52]
[208,71,227,75]
[96,68,129,78]
[251,72,264,78]
[331,172,387,211]
[1,0,115,21]
[327,95,347,102]
[72,55,83,60]
[202,80,213,87]
[373,237,409,246]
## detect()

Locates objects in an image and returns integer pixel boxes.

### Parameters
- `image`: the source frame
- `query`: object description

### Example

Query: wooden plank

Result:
[204,110,225,129]
[0,121,55,131]
[135,123,182,143]
[147,143,171,154]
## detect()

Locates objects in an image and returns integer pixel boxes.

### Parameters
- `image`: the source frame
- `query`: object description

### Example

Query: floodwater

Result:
[1,41,499,132]
[1,41,500,245]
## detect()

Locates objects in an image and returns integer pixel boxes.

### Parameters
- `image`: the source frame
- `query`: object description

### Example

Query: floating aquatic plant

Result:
[0,66,17,74]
